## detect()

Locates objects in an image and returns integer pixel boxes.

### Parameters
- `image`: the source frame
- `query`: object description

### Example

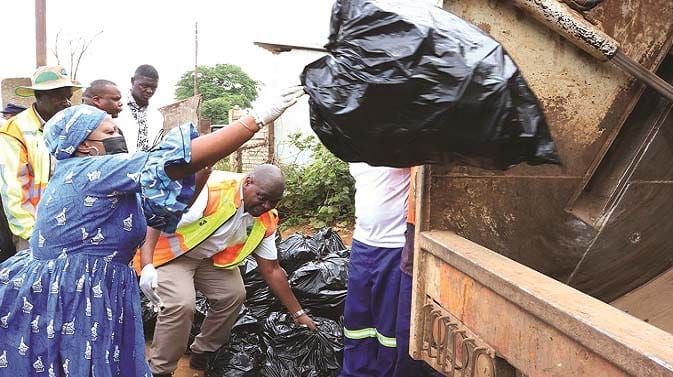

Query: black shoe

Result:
[189,351,216,371]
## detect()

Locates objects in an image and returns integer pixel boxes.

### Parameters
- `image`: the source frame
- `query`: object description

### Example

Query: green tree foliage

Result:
[200,96,248,124]
[278,133,355,229]
[175,64,258,124]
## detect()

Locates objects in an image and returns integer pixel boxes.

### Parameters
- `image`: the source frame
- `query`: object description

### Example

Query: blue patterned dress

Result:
[0,124,197,376]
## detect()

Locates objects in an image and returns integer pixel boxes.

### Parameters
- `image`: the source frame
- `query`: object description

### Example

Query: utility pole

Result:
[194,22,199,96]
[35,0,47,67]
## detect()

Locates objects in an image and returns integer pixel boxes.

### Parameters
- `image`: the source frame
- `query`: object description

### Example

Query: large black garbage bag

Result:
[279,227,350,275]
[241,256,266,292]
[278,233,322,275]
[241,256,282,319]
[207,306,265,377]
[261,312,343,377]
[310,227,349,258]
[140,293,158,338]
[288,254,349,319]
[247,285,281,320]
[301,0,559,169]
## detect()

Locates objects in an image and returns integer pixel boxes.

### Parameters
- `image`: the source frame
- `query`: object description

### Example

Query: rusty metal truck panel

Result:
[430,0,673,301]
[411,230,673,376]
[411,1,673,375]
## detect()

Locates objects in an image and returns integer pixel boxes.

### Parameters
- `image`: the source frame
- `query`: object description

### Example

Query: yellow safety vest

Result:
[0,106,51,239]
[133,174,278,274]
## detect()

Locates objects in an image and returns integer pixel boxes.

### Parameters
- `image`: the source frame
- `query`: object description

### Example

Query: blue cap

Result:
[1,103,27,115]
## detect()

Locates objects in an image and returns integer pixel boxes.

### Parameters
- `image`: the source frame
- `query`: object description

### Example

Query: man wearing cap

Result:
[0,103,27,127]
[0,66,82,250]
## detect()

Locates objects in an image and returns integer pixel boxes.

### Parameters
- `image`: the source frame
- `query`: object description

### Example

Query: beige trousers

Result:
[149,256,246,374]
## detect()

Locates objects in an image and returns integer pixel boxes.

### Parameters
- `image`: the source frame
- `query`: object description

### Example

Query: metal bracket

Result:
[421,299,500,377]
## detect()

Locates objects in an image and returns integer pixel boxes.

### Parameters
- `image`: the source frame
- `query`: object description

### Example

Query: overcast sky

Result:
[2,1,335,107]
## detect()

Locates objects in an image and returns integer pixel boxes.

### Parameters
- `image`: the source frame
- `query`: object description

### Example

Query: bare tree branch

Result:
[51,31,62,65]
[51,29,103,79]
[68,39,75,77]
[72,30,103,80]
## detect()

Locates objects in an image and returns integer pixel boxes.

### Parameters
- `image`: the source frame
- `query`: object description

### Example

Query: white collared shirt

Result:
[179,184,277,261]
[114,94,164,153]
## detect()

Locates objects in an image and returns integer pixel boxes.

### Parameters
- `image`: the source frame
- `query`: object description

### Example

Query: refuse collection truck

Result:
[410,1,673,376]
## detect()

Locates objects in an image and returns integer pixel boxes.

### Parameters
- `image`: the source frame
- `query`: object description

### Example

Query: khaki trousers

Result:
[149,256,246,374]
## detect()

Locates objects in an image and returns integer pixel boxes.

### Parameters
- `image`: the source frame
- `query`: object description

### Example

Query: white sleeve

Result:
[175,185,208,228]
[148,109,166,147]
[253,234,278,260]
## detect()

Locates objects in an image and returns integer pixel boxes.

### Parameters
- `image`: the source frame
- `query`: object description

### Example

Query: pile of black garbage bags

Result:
[141,227,350,377]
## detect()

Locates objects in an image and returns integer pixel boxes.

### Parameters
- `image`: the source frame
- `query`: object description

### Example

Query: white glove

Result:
[139,264,164,311]
[251,85,305,126]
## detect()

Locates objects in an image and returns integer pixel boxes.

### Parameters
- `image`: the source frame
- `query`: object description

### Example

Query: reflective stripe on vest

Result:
[344,327,397,348]
[211,215,270,268]
[133,176,278,274]
[0,107,51,239]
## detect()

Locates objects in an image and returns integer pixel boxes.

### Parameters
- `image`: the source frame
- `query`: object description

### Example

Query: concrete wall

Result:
[2,77,84,110]
[228,109,269,172]
[258,49,327,166]
[1,78,33,109]
[158,95,202,133]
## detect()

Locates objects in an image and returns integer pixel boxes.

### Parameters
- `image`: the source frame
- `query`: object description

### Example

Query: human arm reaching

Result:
[138,165,212,309]
[164,86,304,180]
[255,253,317,330]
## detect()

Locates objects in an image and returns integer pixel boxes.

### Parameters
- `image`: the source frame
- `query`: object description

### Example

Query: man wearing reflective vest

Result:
[134,164,316,377]
[0,66,83,252]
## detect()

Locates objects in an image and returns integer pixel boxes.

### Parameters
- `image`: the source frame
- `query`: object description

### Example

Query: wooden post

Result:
[234,150,243,173]
[267,122,275,163]
[35,0,47,67]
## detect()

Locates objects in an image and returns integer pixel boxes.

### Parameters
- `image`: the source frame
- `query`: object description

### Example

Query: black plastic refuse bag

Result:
[310,227,349,258]
[261,312,343,377]
[140,293,158,338]
[241,256,266,292]
[279,227,350,275]
[301,0,559,169]
[288,254,349,319]
[207,306,265,377]
[240,256,282,320]
[278,233,322,275]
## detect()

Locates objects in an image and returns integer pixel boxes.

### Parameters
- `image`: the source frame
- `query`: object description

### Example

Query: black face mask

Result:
[89,136,128,155]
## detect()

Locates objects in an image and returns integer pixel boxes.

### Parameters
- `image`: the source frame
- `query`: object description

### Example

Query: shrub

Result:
[277,133,355,229]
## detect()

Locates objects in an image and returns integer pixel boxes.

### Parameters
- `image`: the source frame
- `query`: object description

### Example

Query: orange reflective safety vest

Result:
[133,174,278,274]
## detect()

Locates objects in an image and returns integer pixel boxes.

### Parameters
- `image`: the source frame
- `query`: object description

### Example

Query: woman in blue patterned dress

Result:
[0,87,303,376]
